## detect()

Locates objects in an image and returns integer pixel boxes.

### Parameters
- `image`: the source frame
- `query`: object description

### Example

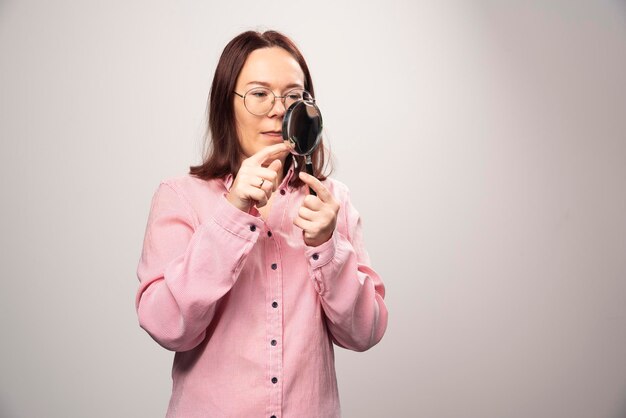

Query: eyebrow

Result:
[245,81,304,90]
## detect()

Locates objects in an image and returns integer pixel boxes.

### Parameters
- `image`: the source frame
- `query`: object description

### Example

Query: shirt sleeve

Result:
[135,182,263,352]
[303,189,388,352]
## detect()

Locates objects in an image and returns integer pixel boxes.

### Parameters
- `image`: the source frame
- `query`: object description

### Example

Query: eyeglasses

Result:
[234,87,314,116]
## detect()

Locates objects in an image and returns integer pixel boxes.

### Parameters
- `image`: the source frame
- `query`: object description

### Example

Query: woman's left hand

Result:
[293,172,340,247]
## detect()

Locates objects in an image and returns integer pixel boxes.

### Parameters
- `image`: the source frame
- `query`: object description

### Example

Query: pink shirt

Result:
[135,168,388,418]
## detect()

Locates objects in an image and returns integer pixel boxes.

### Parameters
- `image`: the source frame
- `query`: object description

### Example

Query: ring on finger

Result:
[258,178,265,188]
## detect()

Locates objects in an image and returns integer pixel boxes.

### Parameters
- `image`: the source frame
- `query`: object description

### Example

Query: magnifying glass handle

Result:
[305,157,317,197]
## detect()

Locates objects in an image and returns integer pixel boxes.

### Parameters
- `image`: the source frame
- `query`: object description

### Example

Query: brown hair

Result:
[189,30,331,188]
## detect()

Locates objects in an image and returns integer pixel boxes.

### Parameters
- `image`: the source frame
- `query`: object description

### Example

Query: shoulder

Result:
[160,173,211,188]
[159,174,225,198]
[155,174,227,223]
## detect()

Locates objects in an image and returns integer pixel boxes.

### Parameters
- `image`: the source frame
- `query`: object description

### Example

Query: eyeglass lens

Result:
[244,87,310,116]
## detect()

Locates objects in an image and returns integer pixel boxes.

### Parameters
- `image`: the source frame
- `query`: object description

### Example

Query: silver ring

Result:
[258,178,265,188]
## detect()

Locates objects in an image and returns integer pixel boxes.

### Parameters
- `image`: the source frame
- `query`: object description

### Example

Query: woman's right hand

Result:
[226,143,289,212]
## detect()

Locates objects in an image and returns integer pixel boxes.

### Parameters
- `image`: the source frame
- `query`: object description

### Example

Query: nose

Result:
[267,97,287,118]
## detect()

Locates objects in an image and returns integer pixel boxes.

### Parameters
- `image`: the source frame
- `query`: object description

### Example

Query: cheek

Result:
[238,116,258,141]
[235,115,261,155]
[235,110,251,138]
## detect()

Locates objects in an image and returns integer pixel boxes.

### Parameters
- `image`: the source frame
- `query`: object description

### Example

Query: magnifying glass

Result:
[282,95,323,196]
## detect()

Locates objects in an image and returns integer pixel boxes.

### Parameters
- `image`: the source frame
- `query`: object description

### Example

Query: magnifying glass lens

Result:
[282,99,323,196]
[284,101,322,156]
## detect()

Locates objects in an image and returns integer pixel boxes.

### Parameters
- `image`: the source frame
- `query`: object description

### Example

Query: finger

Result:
[245,166,279,184]
[302,194,323,211]
[293,215,314,231]
[297,206,317,221]
[266,159,282,190]
[260,178,274,198]
[298,172,332,202]
[248,143,290,165]
[245,185,268,207]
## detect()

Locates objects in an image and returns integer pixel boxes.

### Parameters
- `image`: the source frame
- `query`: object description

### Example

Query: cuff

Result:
[304,232,337,269]
[209,193,264,242]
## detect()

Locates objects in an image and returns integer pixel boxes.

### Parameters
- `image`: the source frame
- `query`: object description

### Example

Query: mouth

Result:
[261,130,283,142]
[261,130,282,136]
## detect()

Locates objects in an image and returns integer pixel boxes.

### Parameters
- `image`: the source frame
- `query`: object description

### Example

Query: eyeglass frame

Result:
[233,87,315,116]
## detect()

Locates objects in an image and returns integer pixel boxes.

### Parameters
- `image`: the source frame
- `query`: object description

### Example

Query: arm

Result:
[304,194,388,352]
[135,182,262,352]
[294,172,388,352]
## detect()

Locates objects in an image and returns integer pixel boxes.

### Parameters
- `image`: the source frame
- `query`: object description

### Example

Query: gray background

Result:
[1,0,625,417]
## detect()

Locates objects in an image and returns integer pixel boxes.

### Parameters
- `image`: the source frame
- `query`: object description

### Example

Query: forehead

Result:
[236,47,305,89]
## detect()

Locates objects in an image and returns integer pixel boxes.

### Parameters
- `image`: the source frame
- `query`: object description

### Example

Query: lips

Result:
[262,130,283,140]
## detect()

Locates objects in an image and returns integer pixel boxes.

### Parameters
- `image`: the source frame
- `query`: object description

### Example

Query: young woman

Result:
[135,30,388,418]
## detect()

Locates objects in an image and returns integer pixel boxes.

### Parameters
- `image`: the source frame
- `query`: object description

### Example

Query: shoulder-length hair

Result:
[189,30,332,188]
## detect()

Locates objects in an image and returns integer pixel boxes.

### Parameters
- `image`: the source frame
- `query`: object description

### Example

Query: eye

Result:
[250,91,269,98]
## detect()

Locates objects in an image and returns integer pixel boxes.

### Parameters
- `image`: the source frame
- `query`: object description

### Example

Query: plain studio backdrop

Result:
[1,1,625,417]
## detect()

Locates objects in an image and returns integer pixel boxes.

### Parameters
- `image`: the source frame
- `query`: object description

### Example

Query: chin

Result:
[260,133,283,143]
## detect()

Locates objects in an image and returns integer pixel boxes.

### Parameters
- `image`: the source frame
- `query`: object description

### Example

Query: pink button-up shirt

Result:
[135,167,388,418]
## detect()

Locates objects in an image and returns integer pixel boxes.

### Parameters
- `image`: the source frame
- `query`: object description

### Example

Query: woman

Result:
[135,30,388,418]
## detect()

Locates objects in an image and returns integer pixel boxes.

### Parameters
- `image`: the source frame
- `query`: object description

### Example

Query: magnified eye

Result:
[285,90,305,107]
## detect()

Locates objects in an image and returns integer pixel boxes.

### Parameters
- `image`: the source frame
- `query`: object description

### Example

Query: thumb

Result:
[267,158,282,174]
[267,159,282,189]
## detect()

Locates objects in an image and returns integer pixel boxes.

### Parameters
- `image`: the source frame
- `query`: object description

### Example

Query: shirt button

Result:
[271,339,277,346]
[271,377,278,384]
[267,231,272,237]
[280,189,286,195]
[272,301,278,308]
[312,253,319,260]
[271,263,277,270]
[249,224,256,232]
